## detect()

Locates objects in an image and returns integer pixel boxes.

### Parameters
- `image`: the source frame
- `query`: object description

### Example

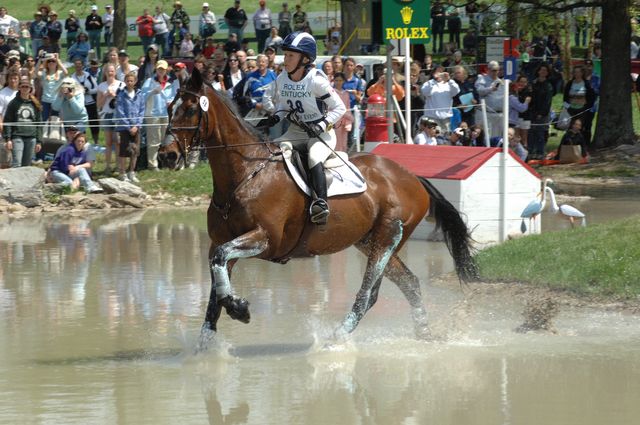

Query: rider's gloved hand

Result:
[256,115,280,129]
[304,122,323,138]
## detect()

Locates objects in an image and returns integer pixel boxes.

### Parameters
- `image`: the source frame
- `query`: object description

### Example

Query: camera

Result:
[109,98,116,109]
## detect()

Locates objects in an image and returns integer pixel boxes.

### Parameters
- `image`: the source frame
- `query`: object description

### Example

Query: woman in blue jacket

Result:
[115,72,145,183]
[67,32,91,65]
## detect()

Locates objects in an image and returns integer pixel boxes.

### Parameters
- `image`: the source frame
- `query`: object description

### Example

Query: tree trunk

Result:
[113,0,127,50]
[593,0,635,148]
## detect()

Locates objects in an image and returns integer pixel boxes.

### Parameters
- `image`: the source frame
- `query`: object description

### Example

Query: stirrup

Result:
[309,199,330,225]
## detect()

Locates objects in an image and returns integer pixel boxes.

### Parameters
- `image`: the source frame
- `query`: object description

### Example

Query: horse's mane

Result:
[195,79,263,141]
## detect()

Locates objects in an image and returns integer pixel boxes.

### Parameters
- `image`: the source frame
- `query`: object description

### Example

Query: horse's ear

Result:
[189,66,203,91]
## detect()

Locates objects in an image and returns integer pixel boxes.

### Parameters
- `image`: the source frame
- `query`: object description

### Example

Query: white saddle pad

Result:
[282,147,367,197]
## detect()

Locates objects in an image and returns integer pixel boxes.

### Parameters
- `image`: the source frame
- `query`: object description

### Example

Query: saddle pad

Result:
[283,151,367,197]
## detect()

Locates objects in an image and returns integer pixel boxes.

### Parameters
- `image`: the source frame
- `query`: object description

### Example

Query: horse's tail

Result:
[418,176,479,282]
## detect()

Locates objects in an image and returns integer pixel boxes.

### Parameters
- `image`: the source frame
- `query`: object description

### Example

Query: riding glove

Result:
[256,115,280,129]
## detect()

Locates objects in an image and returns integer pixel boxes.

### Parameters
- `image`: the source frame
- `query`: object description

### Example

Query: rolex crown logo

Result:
[400,6,414,25]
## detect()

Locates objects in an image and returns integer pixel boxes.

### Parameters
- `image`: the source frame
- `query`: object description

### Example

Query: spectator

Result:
[430,1,446,54]
[153,6,171,58]
[87,58,102,86]
[583,59,599,144]
[527,63,554,160]
[64,10,80,50]
[469,124,485,147]
[366,70,404,101]
[170,1,190,56]
[136,9,155,54]
[37,52,67,121]
[421,66,460,132]
[265,26,283,52]
[193,54,207,74]
[278,2,292,38]
[331,54,343,73]
[264,45,277,69]
[103,5,114,49]
[115,72,145,182]
[103,47,119,74]
[48,132,102,193]
[508,80,530,132]
[67,32,91,65]
[199,2,217,39]
[0,70,20,135]
[447,6,462,49]
[140,60,178,171]
[52,77,89,132]
[253,1,272,53]
[30,12,47,57]
[172,62,189,87]
[202,37,216,58]
[406,62,426,133]
[342,57,364,147]
[96,63,124,174]
[0,7,19,36]
[70,57,100,145]
[474,60,504,139]
[22,55,37,83]
[243,53,276,122]
[415,118,438,145]
[515,74,532,148]
[45,11,63,53]
[497,127,528,161]
[462,30,477,56]
[331,72,354,152]
[451,64,475,127]
[321,60,334,82]
[224,0,249,41]
[179,33,195,57]
[211,45,227,71]
[292,4,308,32]
[116,50,139,81]
[2,76,41,168]
[235,49,248,71]
[563,65,595,146]
[137,44,160,86]
[85,6,103,59]
[555,118,588,161]
[224,33,241,56]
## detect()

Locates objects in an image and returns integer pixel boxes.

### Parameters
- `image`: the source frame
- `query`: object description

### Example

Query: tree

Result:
[517,0,635,148]
[113,0,127,50]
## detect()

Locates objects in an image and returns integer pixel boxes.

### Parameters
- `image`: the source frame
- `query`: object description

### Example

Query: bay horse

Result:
[170,68,478,340]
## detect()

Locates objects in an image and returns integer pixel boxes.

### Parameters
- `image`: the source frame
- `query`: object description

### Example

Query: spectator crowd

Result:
[0,1,608,187]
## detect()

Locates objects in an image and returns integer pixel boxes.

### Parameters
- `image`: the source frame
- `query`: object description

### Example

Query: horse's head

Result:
[169,67,213,165]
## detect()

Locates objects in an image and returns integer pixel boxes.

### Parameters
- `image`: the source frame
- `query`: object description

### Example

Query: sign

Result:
[382,0,431,44]
[477,36,508,64]
[503,57,518,81]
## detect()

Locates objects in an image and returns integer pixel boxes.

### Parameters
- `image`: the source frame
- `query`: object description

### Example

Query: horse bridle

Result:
[169,86,212,160]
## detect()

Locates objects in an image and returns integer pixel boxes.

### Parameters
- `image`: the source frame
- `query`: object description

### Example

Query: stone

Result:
[98,177,147,198]
[107,194,145,209]
[0,166,46,207]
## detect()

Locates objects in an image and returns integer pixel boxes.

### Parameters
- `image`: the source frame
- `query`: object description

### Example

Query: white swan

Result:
[545,186,587,227]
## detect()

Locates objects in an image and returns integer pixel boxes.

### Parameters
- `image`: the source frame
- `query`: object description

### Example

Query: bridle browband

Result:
[169,86,213,160]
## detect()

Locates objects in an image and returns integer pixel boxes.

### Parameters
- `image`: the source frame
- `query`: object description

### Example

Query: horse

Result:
[169,68,478,341]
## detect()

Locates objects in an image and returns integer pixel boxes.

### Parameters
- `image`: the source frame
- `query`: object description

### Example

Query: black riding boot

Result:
[309,163,330,225]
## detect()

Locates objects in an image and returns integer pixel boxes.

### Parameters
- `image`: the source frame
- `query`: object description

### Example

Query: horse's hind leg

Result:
[384,255,430,339]
[335,219,403,338]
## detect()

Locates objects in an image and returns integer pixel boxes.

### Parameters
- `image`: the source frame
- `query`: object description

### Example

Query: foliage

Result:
[475,216,640,297]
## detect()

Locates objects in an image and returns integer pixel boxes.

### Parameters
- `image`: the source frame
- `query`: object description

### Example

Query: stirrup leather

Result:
[309,199,330,224]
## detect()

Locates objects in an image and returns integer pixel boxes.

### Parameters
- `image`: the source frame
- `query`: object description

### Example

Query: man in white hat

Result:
[199,2,217,39]
[103,5,114,48]
[85,5,103,58]
[474,60,505,139]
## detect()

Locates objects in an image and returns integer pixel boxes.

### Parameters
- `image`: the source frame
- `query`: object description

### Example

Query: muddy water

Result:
[1,199,640,425]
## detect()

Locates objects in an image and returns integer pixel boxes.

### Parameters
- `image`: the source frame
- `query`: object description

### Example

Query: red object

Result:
[503,39,520,59]
[136,15,154,37]
[364,94,389,143]
[372,145,540,180]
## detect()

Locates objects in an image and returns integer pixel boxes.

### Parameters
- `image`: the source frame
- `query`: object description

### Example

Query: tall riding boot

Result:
[309,163,330,225]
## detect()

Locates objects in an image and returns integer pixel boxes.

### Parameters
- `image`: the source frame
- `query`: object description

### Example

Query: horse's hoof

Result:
[196,326,217,353]
[220,296,251,324]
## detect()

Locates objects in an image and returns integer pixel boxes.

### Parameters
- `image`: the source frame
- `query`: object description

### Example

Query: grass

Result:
[136,162,213,197]
[474,216,640,298]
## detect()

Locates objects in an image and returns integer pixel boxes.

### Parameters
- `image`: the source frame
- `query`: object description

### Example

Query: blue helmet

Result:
[282,31,317,63]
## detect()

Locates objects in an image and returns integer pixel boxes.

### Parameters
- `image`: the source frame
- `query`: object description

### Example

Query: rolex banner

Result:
[382,0,431,44]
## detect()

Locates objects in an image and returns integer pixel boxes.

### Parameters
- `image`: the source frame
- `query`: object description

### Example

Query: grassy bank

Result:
[137,162,213,197]
[475,216,640,298]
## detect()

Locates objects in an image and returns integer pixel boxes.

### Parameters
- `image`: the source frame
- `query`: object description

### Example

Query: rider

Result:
[259,31,346,225]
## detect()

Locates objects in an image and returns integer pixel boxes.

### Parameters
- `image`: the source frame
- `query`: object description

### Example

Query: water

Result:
[1,193,640,425]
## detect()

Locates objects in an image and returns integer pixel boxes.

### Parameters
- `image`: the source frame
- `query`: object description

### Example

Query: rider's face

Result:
[283,51,303,73]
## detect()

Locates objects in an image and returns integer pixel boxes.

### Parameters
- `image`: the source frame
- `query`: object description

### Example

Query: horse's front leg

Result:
[205,228,269,329]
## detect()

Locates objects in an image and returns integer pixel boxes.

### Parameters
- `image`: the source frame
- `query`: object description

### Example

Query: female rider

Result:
[259,31,346,225]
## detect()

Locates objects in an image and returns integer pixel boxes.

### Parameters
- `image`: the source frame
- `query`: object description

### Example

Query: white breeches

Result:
[275,125,336,168]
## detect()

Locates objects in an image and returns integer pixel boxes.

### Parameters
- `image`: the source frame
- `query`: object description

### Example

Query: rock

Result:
[106,194,145,209]
[98,177,147,198]
[0,166,46,207]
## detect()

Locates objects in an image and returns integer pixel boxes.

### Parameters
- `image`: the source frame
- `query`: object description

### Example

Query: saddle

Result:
[280,143,367,198]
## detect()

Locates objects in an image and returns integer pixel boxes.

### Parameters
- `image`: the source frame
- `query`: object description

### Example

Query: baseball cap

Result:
[488,60,500,70]
[156,60,169,70]
[264,45,276,53]
[6,50,19,59]
[118,49,129,57]
[89,58,100,66]
[105,5,112,8]
[91,5,98,11]
[61,77,76,88]
[174,62,186,69]
[202,2,209,7]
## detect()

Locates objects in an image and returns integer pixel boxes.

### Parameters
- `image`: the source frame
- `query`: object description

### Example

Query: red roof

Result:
[372,144,540,180]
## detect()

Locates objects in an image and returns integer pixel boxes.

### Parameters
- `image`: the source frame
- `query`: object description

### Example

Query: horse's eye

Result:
[185,106,197,117]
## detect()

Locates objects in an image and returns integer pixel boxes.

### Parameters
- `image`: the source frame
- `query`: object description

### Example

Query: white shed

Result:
[372,145,542,244]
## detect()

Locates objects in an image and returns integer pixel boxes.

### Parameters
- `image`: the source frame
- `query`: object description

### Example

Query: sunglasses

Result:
[19,85,31,88]
[228,58,238,62]
[26,59,35,62]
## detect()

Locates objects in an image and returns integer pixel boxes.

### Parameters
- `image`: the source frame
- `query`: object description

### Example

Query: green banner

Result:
[382,0,431,44]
